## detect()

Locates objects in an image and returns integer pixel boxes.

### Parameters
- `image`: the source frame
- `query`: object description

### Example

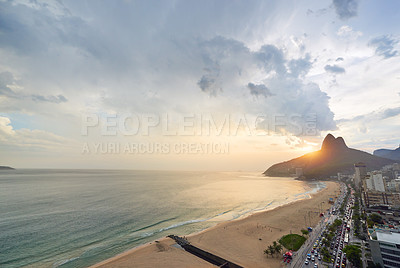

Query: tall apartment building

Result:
[364,172,387,192]
[355,162,367,190]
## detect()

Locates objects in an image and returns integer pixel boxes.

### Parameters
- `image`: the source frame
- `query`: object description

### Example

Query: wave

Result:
[128,216,178,235]
[159,218,207,232]
[53,257,80,267]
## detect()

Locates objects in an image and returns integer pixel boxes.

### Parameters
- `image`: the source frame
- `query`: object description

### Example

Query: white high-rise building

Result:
[365,172,387,192]
[373,172,387,192]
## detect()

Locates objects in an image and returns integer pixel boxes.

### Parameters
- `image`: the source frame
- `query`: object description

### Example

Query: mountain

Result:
[373,146,400,161]
[264,134,395,179]
[0,166,15,170]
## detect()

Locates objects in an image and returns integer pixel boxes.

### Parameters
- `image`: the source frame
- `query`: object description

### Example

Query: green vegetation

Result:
[343,245,362,267]
[352,195,364,239]
[320,245,331,262]
[369,213,383,224]
[367,213,383,228]
[301,229,309,236]
[264,240,283,258]
[367,261,382,268]
[279,234,306,251]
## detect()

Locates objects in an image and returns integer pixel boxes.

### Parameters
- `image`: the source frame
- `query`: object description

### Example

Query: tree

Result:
[301,229,309,236]
[264,248,270,257]
[320,246,331,262]
[333,219,343,227]
[343,245,362,267]
[268,245,275,257]
[367,262,382,268]
[275,243,283,255]
[370,213,383,224]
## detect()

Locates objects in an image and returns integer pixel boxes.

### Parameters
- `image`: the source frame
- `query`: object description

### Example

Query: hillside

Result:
[264,134,395,179]
[373,146,400,161]
[0,166,15,170]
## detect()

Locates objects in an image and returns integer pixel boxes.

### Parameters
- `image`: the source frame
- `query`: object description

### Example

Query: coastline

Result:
[91,181,339,268]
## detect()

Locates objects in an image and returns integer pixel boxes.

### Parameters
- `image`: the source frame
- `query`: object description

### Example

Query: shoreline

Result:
[91,181,339,268]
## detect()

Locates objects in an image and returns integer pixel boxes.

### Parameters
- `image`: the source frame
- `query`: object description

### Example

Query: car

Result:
[305,260,309,265]
[311,256,315,262]
[318,256,322,261]
[314,264,318,268]
[311,250,314,253]
[314,252,318,256]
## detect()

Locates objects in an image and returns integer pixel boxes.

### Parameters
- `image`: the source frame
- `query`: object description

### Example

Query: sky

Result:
[0,0,399,171]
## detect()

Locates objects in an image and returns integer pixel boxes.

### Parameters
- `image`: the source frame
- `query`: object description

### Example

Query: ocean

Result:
[0,169,325,268]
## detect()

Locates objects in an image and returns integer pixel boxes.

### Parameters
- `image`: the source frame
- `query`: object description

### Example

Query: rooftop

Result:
[376,230,400,244]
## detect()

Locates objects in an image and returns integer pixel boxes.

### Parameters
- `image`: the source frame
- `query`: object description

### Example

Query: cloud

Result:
[0,71,67,103]
[337,106,400,124]
[324,64,346,74]
[0,116,15,137]
[368,35,399,59]
[335,107,400,137]
[31,94,68,103]
[247,83,274,98]
[336,25,362,40]
[336,57,344,61]
[196,36,336,134]
[382,107,400,119]
[306,8,328,17]
[287,54,313,77]
[0,71,18,98]
[0,116,71,150]
[332,0,359,20]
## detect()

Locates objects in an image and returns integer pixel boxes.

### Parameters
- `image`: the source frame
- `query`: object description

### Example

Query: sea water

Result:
[0,169,325,267]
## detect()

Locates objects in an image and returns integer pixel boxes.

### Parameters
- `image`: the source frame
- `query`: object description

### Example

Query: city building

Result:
[393,163,400,171]
[364,172,387,192]
[355,162,367,190]
[388,179,400,192]
[362,191,400,208]
[370,229,400,268]
[295,167,303,177]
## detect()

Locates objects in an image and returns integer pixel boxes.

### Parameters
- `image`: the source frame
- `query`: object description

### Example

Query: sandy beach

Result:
[91,181,339,268]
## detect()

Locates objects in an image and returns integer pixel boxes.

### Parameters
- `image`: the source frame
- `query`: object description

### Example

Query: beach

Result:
[91,181,339,268]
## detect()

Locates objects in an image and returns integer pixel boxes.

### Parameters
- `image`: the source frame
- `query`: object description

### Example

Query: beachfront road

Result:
[291,183,346,268]
[291,214,334,268]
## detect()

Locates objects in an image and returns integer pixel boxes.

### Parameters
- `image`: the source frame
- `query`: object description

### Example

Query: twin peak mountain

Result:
[264,134,395,180]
